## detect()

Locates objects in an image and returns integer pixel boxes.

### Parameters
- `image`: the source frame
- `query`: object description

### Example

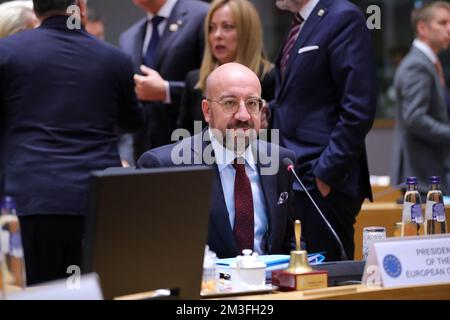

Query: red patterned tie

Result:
[280,13,304,79]
[232,159,254,253]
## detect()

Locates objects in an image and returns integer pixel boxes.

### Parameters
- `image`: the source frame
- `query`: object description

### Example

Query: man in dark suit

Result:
[391,1,450,195]
[272,0,377,261]
[0,0,144,285]
[120,0,208,163]
[138,63,295,258]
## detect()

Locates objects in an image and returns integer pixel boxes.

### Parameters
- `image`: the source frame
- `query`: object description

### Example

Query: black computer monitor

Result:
[83,166,213,299]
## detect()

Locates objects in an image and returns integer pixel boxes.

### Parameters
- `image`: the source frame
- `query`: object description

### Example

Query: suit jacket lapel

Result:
[154,0,188,70]
[278,1,329,97]
[252,143,278,240]
[131,19,147,74]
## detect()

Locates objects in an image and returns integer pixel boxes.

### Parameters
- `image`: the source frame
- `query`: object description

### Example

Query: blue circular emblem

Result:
[383,254,402,278]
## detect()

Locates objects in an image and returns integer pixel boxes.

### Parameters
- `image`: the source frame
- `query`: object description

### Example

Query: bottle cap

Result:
[231,249,266,269]
[429,176,440,184]
[406,177,417,185]
[1,196,17,210]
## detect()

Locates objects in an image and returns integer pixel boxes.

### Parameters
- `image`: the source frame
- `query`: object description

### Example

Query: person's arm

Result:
[313,9,377,190]
[134,65,176,103]
[398,64,450,145]
[117,55,146,133]
[167,80,186,109]
[136,150,164,168]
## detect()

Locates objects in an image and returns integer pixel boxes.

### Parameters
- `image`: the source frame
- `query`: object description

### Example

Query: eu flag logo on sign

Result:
[383,254,402,278]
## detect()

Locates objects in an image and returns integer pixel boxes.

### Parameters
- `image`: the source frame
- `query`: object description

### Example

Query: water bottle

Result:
[201,245,218,295]
[0,196,26,298]
[425,176,447,235]
[401,177,425,236]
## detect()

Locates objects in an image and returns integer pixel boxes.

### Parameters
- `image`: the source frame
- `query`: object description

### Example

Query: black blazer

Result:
[0,16,144,215]
[137,131,295,258]
[177,67,276,135]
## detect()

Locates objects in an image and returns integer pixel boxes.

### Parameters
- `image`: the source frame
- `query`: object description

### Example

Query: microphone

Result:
[282,158,348,261]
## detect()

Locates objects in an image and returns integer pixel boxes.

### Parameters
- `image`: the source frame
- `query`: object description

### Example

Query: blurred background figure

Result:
[0,0,39,198]
[177,0,274,135]
[86,7,134,167]
[391,1,450,195]
[120,0,209,163]
[86,7,105,40]
[0,0,144,285]
[0,0,39,38]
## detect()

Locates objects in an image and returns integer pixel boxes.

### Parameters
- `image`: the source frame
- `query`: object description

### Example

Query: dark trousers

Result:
[19,215,84,286]
[293,189,363,261]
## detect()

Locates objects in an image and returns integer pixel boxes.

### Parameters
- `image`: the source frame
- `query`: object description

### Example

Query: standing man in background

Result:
[0,0,144,284]
[272,0,377,261]
[120,0,209,163]
[391,1,450,195]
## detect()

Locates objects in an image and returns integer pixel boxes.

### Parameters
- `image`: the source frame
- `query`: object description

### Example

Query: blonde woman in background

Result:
[0,0,39,38]
[177,0,274,134]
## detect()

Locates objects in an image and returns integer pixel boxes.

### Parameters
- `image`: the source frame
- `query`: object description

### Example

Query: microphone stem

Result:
[290,168,348,261]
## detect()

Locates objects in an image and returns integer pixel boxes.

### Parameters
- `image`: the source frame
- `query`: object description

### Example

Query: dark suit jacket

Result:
[119,0,209,154]
[271,0,377,200]
[137,131,296,258]
[0,16,144,216]
[177,68,276,135]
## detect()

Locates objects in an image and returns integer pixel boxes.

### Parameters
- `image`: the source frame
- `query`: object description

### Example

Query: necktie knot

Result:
[232,157,246,172]
[294,12,304,25]
[151,15,164,28]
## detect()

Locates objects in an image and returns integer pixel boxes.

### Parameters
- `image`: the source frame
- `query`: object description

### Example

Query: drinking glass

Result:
[362,226,386,260]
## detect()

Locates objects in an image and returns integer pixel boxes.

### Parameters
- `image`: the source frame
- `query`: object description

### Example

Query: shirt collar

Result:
[208,128,257,173]
[299,0,320,21]
[146,0,178,20]
[413,39,438,64]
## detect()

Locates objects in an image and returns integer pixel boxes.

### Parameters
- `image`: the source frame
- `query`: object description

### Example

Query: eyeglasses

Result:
[206,97,265,114]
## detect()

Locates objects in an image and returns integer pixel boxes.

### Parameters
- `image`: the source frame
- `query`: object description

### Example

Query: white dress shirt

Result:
[299,0,320,22]
[209,129,269,255]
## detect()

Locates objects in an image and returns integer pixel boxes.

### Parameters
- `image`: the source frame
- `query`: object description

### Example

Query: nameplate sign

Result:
[362,234,450,288]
